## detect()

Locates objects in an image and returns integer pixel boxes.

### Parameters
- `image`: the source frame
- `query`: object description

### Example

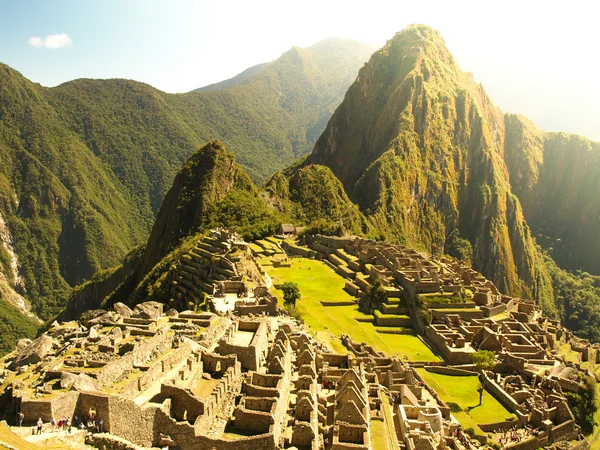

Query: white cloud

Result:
[28,33,72,49]
[27,36,44,47]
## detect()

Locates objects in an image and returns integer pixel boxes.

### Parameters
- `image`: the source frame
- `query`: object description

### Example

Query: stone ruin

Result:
[0,230,594,450]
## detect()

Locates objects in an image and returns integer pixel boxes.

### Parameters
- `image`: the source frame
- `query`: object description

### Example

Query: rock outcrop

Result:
[10,335,54,370]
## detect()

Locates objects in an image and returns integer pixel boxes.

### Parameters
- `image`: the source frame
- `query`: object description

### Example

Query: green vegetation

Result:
[545,253,600,342]
[359,278,386,313]
[266,257,440,361]
[266,163,369,235]
[281,281,301,306]
[565,376,597,435]
[471,350,496,372]
[445,230,473,266]
[271,24,563,315]
[0,302,38,357]
[416,369,515,437]
[505,114,600,276]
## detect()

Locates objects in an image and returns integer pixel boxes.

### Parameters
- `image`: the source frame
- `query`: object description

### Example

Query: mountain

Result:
[270,25,600,318]
[58,140,285,321]
[504,115,600,274]
[0,38,375,353]
[193,62,271,93]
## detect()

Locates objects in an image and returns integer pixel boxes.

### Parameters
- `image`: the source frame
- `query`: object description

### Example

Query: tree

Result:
[477,382,485,406]
[281,282,301,306]
[358,278,386,313]
[471,350,496,372]
[472,350,496,406]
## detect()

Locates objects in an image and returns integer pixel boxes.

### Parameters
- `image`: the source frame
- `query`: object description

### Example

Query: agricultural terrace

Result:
[263,257,440,361]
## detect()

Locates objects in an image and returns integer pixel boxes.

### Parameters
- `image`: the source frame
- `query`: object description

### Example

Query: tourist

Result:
[36,418,43,435]
[18,411,24,427]
[50,417,56,432]
[66,418,71,434]
[99,418,104,433]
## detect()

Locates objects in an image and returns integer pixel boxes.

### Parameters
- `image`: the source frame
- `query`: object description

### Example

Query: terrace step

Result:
[191,246,215,260]
[373,310,413,327]
[380,304,409,315]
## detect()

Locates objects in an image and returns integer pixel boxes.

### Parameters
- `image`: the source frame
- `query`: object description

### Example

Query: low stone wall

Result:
[281,241,317,259]
[320,301,356,306]
[481,303,506,317]
[431,309,483,321]
[478,420,520,432]
[85,433,150,450]
[504,436,542,450]
[234,408,274,433]
[549,419,578,443]
[20,398,53,422]
[482,373,525,415]
[424,366,477,376]
[374,314,412,327]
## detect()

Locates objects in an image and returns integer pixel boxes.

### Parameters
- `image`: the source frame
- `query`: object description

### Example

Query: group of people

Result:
[49,417,73,433]
[18,409,104,435]
[321,379,335,391]
[496,426,540,446]
[453,427,471,445]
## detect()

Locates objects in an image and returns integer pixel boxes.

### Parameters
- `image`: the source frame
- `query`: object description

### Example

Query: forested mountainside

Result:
[0,38,375,339]
[504,115,600,275]
[268,25,600,337]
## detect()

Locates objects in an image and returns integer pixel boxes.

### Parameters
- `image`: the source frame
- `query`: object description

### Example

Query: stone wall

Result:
[218,320,269,371]
[97,327,172,386]
[281,241,317,259]
[424,366,477,376]
[158,385,207,424]
[51,391,79,422]
[234,408,274,433]
[481,373,525,415]
[20,398,53,422]
[106,396,157,447]
[77,392,112,430]
[120,342,195,399]
[85,433,149,450]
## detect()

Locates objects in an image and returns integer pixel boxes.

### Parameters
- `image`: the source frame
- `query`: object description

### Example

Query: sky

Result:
[0,0,598,141]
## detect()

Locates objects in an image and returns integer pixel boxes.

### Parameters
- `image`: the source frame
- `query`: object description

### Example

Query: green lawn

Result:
[416,369,515,436]
[370,419,389,450]
[559,343,581,364]
[265,258,440,361]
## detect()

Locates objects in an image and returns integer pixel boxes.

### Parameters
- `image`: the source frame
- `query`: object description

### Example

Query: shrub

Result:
[447,402,462,413]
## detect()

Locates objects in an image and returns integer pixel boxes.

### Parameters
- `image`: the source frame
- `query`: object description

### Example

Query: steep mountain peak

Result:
[301,25,550,305]
[138,140,254,276]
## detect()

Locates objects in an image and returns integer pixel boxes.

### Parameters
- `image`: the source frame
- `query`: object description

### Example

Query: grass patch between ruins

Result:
[416,369,515,438]
[370,419,389,450]
[265,258,440,361]
[0,422,40,450]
